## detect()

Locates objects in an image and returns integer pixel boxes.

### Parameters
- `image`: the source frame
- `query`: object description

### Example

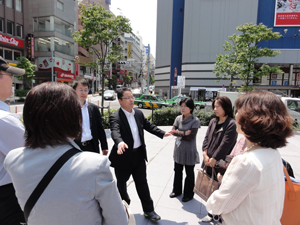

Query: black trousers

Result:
[0,183,25,225]
[75,140,97,153]
[172,162,195,198]
[114,149,154,212]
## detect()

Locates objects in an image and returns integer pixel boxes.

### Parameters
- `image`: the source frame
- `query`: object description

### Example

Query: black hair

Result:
[117,87,132,100]
[72,78,89,90]
[180,98,195,114]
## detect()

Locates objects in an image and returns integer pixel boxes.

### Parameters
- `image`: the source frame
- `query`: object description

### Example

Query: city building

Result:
[28,0,78,85]
[0,0,28,89]
[155,0,300,99]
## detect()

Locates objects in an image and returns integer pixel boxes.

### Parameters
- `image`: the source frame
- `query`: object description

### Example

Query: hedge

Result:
[15,89,30,97]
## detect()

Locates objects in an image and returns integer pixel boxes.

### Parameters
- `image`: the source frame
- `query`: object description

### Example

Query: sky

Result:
[110,0,157,57]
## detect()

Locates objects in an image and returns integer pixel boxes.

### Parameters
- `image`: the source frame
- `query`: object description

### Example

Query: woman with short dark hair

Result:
[201,96,238,224]
[169,98,201,202]
[206,90,294,225]
[4,82,128,225]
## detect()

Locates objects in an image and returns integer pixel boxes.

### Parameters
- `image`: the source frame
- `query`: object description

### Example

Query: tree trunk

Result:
[101,68,105,115]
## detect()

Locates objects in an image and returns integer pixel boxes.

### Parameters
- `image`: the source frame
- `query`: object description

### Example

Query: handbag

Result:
[280,166,300,225]
[193,166,221,201]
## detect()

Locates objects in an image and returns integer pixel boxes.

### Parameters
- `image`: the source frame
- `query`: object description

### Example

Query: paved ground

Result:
[104,126,300,225]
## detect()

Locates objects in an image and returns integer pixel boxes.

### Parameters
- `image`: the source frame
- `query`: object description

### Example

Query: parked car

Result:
[134,94,171,109]
[116,85,124,92]
[103,90,117,100]
[167,96,206,110]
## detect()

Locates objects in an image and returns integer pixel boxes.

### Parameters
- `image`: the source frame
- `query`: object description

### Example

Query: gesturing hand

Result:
[117,143,128,154]
[185,130,191,136]
[164,130,175,137]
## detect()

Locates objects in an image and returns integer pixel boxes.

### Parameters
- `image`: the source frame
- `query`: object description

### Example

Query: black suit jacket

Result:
[75,102,108,153]
[109,108,165,168]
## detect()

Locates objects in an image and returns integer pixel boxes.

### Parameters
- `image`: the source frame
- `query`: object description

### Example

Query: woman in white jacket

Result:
[206,90,294,225]
[4,82,128,225]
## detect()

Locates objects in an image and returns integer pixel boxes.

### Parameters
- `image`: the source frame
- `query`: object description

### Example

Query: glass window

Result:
[0,18,3,33]
[16,24,22,38]
[38,17,51,32]
[4,49,13,60]
[14,51,21,60]
[15,0,22,12]
[6,0,13,8]
[0,48,3,57]
[54,37,74,56]
[36,37,51,52]
[54,17,73,37]
[0,0,2,4]
[7,21,14,35]
[57,1,63,10]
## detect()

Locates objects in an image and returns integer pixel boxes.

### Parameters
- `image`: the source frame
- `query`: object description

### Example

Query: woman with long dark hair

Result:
[201,96,238,224]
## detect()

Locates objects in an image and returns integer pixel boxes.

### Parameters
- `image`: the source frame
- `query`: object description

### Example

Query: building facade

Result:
[0,0,28,89]
[155,0,300,99]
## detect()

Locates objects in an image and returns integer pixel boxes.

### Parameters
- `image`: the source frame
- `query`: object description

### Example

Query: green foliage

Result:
[123,75,131,85]
[147,107,216,126]
[16,57,36,89]
[73,2,132,112]
[150,75,155,85]
[101,108,117,129]
[111,74,117,87]
[105,79,109,87]
[15,89,30,97]
[214,23,283,92]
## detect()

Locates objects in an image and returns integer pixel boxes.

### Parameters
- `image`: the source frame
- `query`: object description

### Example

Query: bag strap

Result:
[23,148,80,222]
[283,165,296,201]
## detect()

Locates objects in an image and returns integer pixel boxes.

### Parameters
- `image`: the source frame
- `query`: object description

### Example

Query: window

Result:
[0,48,3,57]
[37,17,51,32]
[6,0,13,8]
[16,24,22,38]
[7,21,14,35]
[57,1,63,10]
[36,37,51,52]
[14,51,21,60]
[15,0,22,12]
[0,18,3,33]
[4,49,13,60]
[54,17,73,37]
[54,37,74,56]
[0,0,3,4]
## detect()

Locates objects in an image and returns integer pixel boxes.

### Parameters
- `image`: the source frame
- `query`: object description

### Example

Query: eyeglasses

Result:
[122,97,135,100]
[78,89,89,93]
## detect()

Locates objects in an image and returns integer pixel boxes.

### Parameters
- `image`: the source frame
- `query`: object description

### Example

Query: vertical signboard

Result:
[128,43,132,58]
[27,34,34,61]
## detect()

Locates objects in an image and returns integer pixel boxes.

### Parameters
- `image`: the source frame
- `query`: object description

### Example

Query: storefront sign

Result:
[38,57,74,73]
[27,34,34,61]
[57,72,75,80]
[75,63,79,76]
[274,0,300,26]
[0,34,24,48]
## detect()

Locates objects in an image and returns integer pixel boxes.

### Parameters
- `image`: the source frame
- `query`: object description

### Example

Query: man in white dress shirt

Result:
[0,57,26,224]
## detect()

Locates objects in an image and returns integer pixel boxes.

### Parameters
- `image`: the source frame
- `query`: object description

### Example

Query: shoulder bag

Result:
[280,166,300,225]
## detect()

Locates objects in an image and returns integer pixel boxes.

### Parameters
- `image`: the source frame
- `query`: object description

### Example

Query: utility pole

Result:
[146,44,150,94]
[51,51,54,82]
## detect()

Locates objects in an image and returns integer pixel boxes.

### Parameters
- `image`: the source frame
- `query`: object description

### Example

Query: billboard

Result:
[274,0,300,26]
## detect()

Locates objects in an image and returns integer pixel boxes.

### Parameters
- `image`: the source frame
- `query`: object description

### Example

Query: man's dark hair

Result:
[117,87,132,100]
[72,78,89,90]
[212,96,234,118]
[235,90,293,149]
[23,82,82,149]
[180,98,195,114]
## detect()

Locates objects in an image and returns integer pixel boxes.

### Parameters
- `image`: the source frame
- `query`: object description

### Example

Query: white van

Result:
[281,97,300,122]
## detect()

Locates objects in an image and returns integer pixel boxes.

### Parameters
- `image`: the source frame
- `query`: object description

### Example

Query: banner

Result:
[128,43,132,58]
[274,0,300,26]
[38,57,74,73]
[0,34,24,48]
[57,72,75,80]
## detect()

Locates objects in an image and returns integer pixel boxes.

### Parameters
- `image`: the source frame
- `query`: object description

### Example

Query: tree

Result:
[16,57,36,90]
[214,23,283,92]
[149,75,155,85]
[73,2,132,113]
[123,75,131,85]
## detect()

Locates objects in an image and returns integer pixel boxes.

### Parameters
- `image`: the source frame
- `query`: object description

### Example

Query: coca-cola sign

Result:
[0,34,24,48]
[57,72,75,80]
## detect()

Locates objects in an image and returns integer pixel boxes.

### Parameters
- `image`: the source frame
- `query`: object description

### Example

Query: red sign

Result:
[125,70,127,75]
[57,72,75,80]
[274,0,300,26]
[0,34,24,48]
[75,63,79,77]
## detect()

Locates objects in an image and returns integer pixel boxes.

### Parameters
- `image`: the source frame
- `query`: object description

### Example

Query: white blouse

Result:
[206,148,285,225]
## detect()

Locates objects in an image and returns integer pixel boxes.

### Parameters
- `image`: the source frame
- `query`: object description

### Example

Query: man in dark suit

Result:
[109,87,173,222]
[73,79,108,154]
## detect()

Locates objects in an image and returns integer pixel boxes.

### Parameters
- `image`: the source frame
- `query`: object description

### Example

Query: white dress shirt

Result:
[4,139,128,225]
[206,147,284,225]
[119,107,141,149]
[81,101,93,142]
[0,100,25,186]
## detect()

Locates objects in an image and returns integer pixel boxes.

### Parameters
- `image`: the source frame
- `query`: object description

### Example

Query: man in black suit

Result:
[109,87,173,222]
[73,79,108,154]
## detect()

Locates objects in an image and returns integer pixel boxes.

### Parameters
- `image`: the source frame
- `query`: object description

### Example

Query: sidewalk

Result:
[105,126,300,225]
